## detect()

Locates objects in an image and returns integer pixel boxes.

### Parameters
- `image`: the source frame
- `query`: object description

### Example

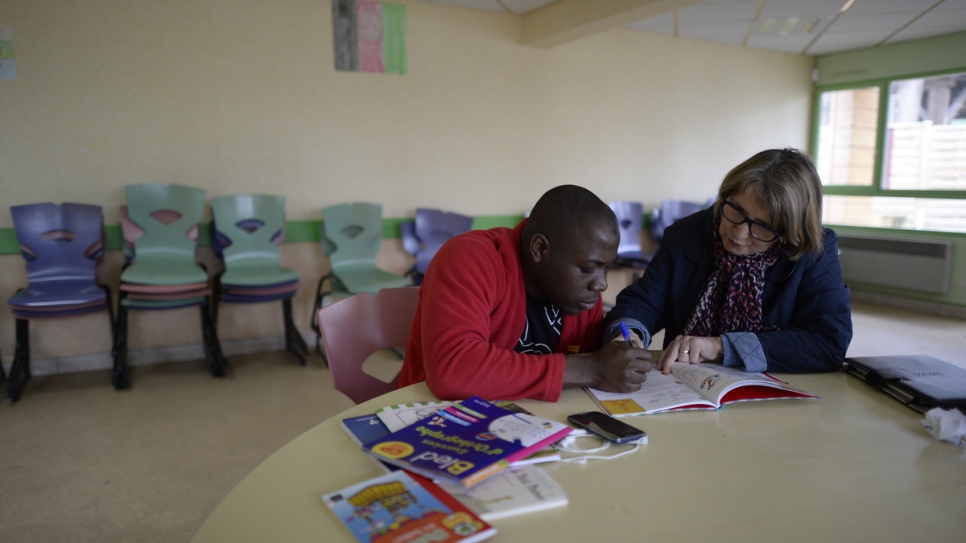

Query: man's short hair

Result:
[524,185,616,242]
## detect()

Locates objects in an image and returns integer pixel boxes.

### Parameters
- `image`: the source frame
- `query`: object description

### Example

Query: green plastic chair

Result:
[311,202,411,359]
[210,194,308,365]
[120,184,209,286]
[115,183,227,389]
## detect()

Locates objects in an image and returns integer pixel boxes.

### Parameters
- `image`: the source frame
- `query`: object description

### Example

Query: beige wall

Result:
[0,0,814,365]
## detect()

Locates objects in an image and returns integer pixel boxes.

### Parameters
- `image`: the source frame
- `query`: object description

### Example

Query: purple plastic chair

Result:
[414,208,473,273]
[400,208,473,286]
[608,201,652,270]
[6,203,114,402]
[650,199,705,243]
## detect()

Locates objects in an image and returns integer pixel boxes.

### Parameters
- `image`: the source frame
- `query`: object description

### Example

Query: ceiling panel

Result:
[419,0,507,13]
[411,0,966,55]
[676,1,760,24]
[500,0,556,15]
[624,11,676,34]
[679,21,753,41]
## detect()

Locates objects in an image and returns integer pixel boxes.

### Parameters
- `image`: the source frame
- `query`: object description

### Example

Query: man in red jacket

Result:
[398,185,653,401]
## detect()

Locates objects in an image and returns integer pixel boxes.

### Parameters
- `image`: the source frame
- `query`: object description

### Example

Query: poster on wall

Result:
[332,0,406,75]
[0,25,14,80]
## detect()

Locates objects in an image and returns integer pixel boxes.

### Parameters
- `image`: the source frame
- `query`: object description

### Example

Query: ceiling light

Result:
[803,18,820,34]
[759,18,776,34]
[779,17,800,35]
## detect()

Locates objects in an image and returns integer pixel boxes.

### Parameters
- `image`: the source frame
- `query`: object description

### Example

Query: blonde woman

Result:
[604,148,852,373]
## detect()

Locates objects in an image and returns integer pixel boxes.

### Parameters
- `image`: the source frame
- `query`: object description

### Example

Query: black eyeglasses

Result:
[721,201,782,243]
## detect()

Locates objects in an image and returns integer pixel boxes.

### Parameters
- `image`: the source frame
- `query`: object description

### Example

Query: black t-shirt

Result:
[515,295,562,355]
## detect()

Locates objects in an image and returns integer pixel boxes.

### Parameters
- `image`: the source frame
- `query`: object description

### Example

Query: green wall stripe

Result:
[470,215,525,230]
[0,213,662,255]
[0,228,16,254]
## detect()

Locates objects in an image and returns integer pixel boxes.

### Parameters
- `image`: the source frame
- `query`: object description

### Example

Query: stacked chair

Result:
[400,208,473,286]
[114,183,227,389]
[650,199,706,243]
[311,202,411,361]
[5,203,114,402]
[209,194,308,366]
[608,201,653,271]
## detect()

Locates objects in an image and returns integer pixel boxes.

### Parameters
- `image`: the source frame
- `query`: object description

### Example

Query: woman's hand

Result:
[657,336,723,374]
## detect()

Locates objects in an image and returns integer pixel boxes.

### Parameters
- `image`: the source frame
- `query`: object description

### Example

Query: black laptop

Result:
[843,354,966,414]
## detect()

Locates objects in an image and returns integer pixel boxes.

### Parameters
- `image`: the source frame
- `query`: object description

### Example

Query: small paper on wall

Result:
[0,25,14,80]
[332,0,406,75]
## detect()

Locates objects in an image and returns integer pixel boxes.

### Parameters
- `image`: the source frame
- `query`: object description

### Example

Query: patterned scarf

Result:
[683,232,782,337]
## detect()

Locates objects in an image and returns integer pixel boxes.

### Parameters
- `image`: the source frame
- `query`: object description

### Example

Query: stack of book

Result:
[325,396,573,542]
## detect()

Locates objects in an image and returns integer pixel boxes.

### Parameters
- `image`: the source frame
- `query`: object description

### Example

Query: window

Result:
[814,70,966,233]
[817,87,879,187]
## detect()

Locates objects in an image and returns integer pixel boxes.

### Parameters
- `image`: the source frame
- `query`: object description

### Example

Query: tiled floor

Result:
[0,301,963,543]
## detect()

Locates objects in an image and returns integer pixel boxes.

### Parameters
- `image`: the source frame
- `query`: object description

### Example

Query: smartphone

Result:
[567,411,646,444]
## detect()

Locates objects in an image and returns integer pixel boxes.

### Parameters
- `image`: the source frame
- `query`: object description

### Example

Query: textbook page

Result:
[589,370,717,415]
[671,363,814,405]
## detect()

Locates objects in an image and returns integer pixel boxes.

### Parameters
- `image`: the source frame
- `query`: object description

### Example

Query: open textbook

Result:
[586,363,818,417]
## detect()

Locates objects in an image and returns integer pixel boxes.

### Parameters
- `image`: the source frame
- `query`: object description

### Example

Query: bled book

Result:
[362,396,572,489]
[341,414,568,520]
[322,470,496,543]
[369,401,561,464]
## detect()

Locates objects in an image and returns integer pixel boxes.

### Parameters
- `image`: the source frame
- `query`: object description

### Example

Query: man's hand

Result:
[564,342,653,393]
[609,333,644,348]
[657,335,723,374]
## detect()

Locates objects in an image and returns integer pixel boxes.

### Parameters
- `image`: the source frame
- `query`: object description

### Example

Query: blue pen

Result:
[619,322,632,345]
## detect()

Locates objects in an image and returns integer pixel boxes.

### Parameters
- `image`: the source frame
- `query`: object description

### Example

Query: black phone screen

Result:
[567,411,646,443]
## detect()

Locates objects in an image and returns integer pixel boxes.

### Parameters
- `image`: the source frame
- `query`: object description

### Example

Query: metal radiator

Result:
[837,234,953,294]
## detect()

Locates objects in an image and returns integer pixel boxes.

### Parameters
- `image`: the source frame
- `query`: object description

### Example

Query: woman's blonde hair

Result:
[714,148,824,261]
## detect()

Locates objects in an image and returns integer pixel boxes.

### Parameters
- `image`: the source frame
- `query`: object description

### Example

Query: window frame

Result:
[811,66,966,222]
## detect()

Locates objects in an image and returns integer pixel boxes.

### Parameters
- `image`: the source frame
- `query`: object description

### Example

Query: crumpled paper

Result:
[921,407,966,447]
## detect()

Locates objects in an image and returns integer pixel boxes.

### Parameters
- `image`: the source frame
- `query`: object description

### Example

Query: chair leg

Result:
[283,298,308,366]
[311,275,334,365]
[7,318,32,402]
[200,300,228,378]
[101,285,117,360]
[112,304,130,390]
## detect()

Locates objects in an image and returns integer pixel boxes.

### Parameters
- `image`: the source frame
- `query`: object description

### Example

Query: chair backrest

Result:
[210,194,285,268]
[124,183,206,261]
[320,202,384,271]
[412,208,472,274]
[10,202,104,284]
[609,201,644,254]
[399,220,420,258]
[399,220,421,284]
[651,199,705,243]
[316,287,420,404]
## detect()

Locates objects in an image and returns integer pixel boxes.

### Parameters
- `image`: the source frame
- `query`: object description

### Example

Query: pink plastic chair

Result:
[316,287,420,404]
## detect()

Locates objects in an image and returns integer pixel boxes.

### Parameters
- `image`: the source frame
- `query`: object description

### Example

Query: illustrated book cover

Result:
[362,396,571,488]
[586,363,818,416]
[322,470,496,543]
[342,414,568,520]
[369,401,560,465]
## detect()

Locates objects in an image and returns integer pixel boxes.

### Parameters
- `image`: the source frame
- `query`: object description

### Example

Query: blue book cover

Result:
[363,396,571,488]
[341,414,393,447]
[322,470,496,543]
